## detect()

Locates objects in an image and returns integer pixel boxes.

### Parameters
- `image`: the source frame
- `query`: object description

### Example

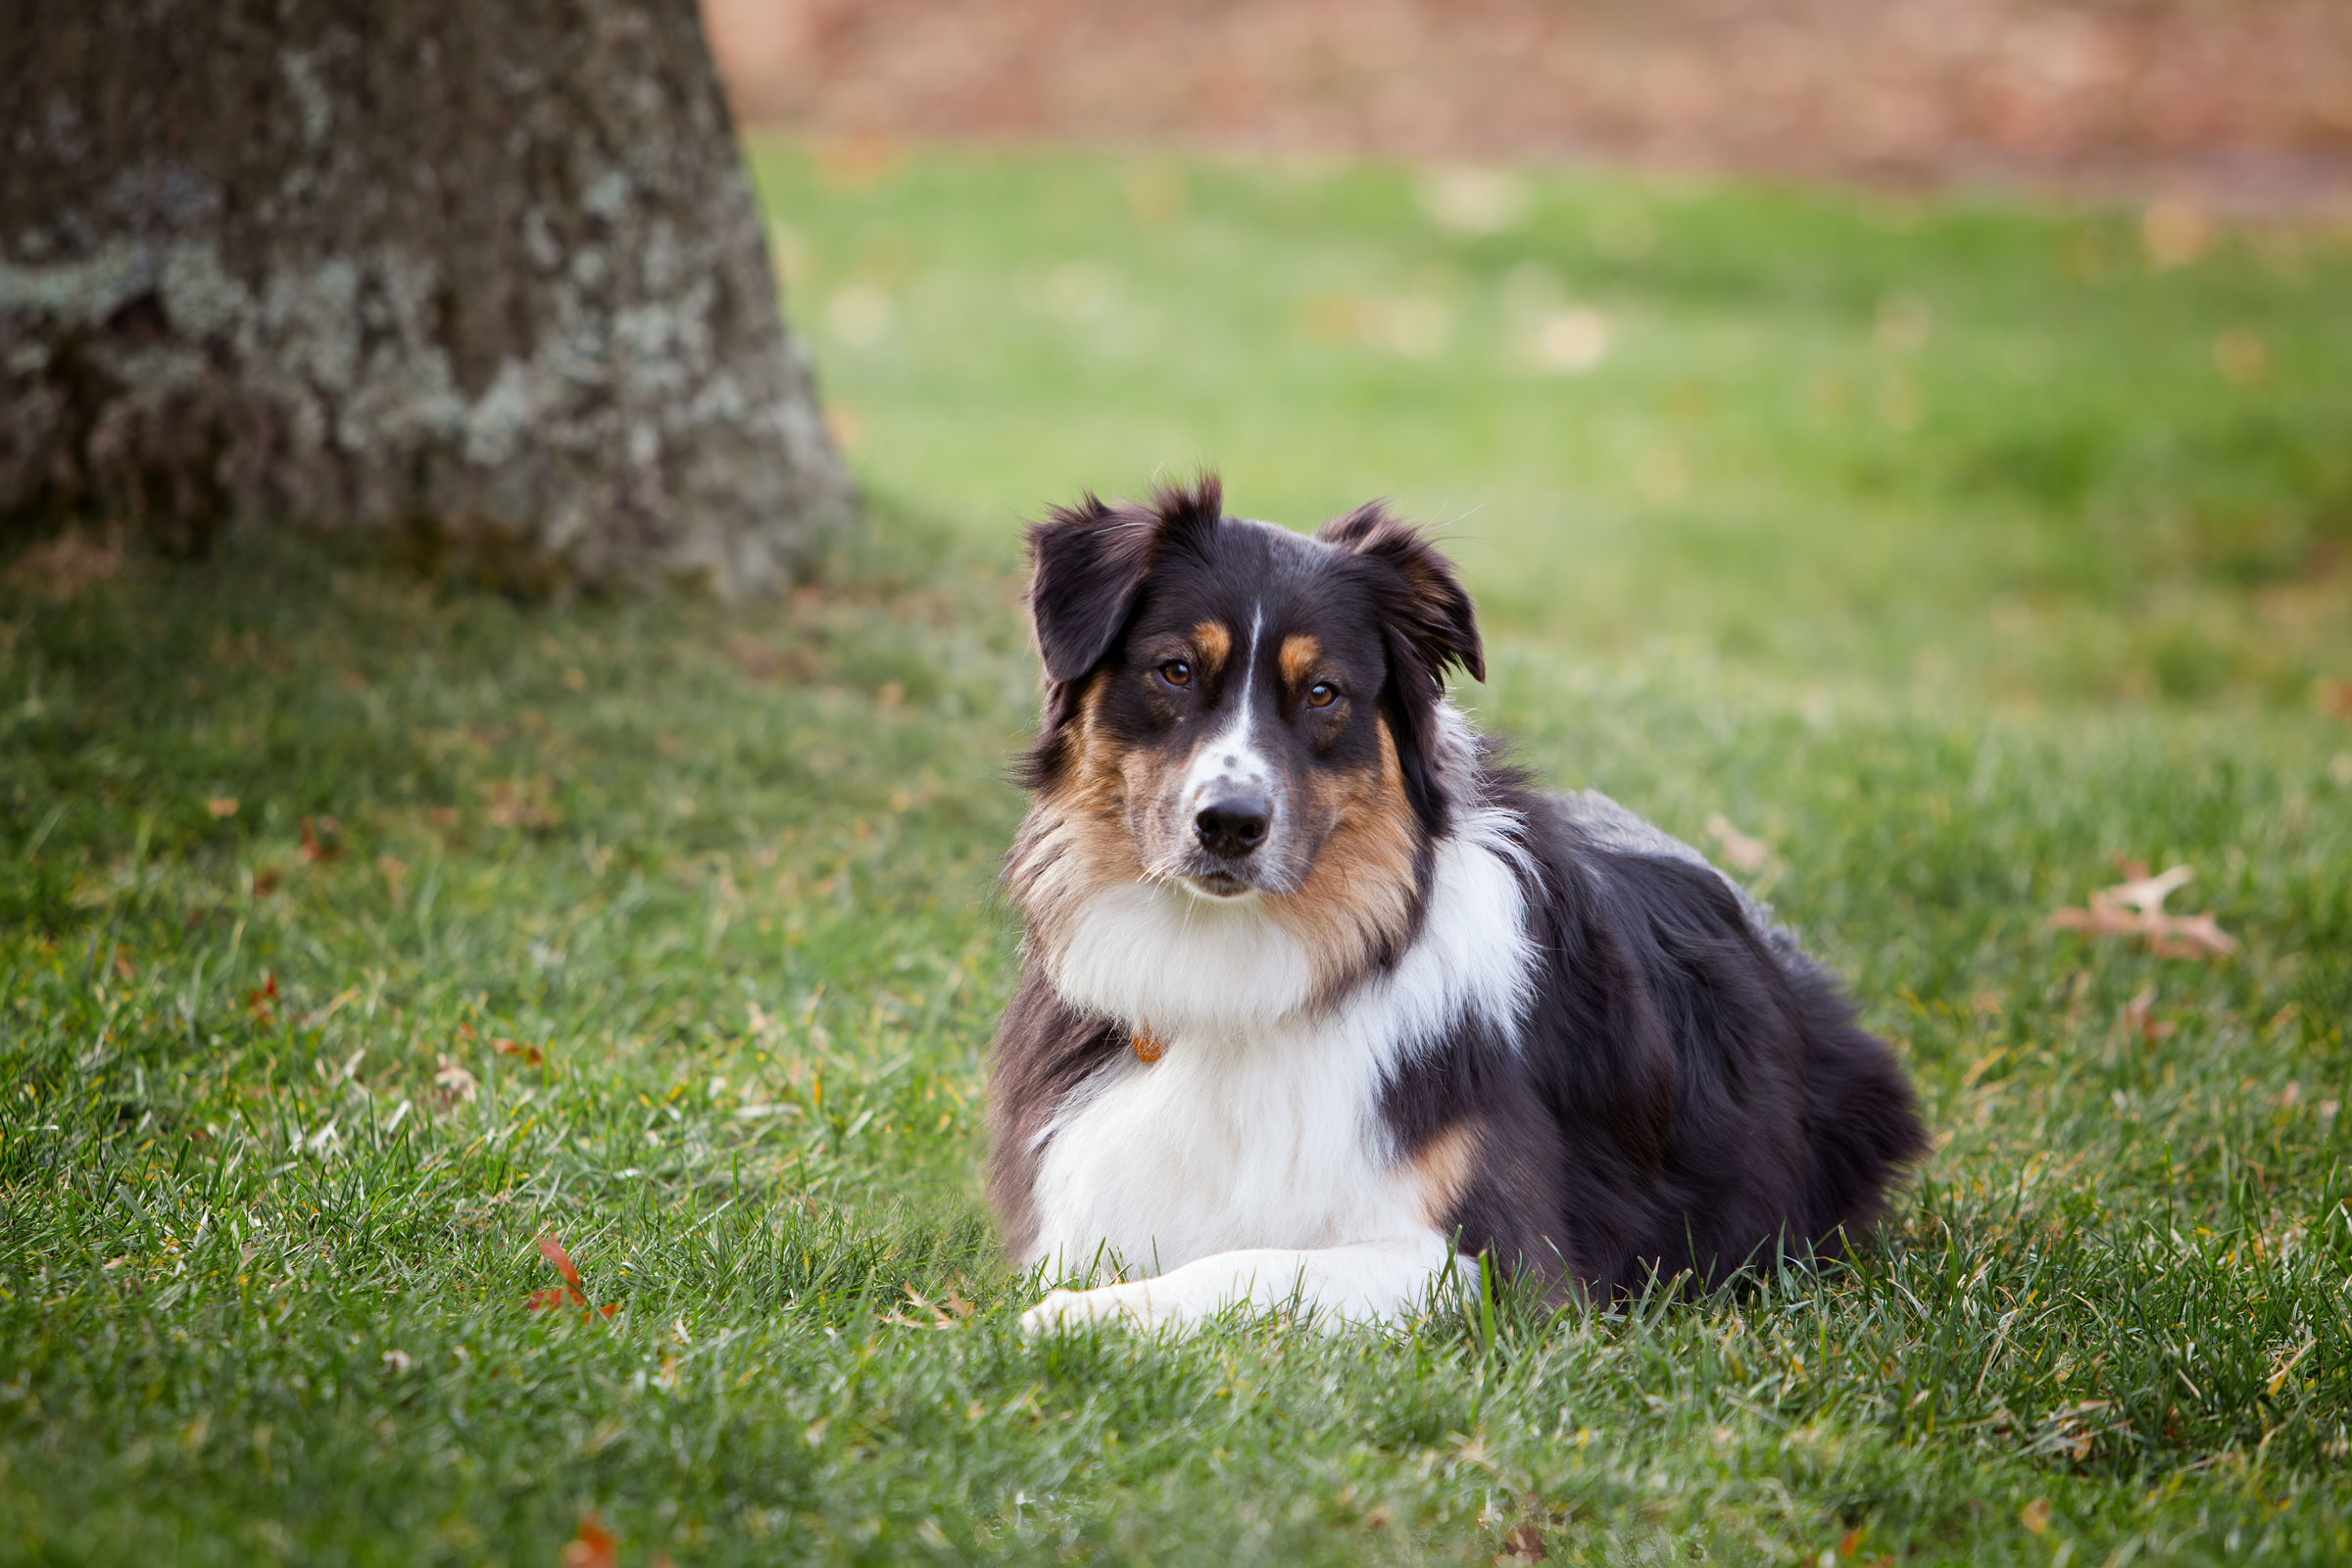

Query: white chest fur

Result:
[1024,815,1533,1281]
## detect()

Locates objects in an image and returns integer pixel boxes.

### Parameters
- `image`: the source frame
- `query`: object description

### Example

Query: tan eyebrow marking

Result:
[1279,634,1322,687]
[1192,619,1232,675]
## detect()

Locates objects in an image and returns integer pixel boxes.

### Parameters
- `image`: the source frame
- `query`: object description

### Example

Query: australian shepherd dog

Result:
[989,476,1925,1334]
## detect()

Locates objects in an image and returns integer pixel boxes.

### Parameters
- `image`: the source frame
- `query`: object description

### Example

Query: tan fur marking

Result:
[1279,633,1322,688]
[1012,687,1421,1006]
[1264,715,1419,999]
[1004,676,1145,960]
[1411,1121,1482,1229]
[1192,620,1232,677]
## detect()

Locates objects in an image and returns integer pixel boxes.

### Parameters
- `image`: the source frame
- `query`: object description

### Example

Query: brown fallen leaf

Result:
[2020,1497,2052,1535]
[530,1233,622,1321]
[1704,814,1771,872]
[298,815,344,863]
[251,866,282,898]
[2149,910,2237,960]
[247,971,278,1023]
[492,1037,546,1066]
[538,1232,586,1300]
[2119,987,2177,1043]
[1497,1519,1547,1561]
[2047,863,2237,959]
[432,1056,478,1106]
[205,796,239,819]
[562,1512,617,1568]
[887,1284,958,1329]
[485,777,561,830]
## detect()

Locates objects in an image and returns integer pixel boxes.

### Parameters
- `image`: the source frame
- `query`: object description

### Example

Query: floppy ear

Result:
[1316,500,1484,688]
[1025,475,1224,683]
[1319,501,1484,836]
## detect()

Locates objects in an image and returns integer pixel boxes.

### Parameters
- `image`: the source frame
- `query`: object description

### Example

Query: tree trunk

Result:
[1,0,854,597]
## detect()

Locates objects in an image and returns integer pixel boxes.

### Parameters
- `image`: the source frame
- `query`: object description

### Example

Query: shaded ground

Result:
[704,0,2352,209]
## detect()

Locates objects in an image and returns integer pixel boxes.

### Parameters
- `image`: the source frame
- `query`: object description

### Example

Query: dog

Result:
[989,475,1925,1334]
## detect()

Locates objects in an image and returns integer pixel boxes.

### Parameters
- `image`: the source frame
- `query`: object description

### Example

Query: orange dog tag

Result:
[1131,1026,1165,1064]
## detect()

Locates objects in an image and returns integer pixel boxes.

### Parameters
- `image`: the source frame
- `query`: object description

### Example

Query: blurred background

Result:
[704,0,2352,206]
[690,0,2351,710]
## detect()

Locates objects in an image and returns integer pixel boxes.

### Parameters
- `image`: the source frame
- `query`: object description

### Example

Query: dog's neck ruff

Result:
[1038,804,1534,1047]
[1019,804,1533,1278]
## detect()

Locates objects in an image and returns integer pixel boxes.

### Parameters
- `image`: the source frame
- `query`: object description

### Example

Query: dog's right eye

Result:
[1158,660,1192,688]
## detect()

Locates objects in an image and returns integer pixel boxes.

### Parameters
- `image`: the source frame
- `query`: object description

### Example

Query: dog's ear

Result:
[1320,501,1483,835]
[1317,500,1484,689]
[1026,475,1223,683]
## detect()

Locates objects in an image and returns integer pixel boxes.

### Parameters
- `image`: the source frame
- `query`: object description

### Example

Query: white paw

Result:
[1019,1283,1183,1337]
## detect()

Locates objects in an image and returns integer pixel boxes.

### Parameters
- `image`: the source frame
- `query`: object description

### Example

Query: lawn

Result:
[3,141,2350,1565]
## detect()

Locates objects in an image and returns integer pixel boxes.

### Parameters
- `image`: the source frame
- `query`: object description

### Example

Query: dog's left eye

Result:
[1305,681,1339,709]
[1158,660,1192,688]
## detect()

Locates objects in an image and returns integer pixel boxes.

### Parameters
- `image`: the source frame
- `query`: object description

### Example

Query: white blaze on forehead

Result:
[1180,604,1275,813]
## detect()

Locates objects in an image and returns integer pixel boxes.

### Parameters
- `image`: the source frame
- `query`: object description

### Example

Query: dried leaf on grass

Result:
[493,1037,546,1065]
[1497,1519,1548,1561]
[432,1056,478,1106]
[2120,986,2176,1043]
[2034,1399,2127,1461]
[298,815,343,863]
[486,777,562,830]
[562,1512,617,1568]
[2047,860,2238,959]
[883,1283,975,1330]
[529,1232,620,1321]
[1704,814,1771,872]
[246,972,277,1023]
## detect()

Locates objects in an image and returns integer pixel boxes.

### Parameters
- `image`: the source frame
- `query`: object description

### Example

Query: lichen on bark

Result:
[1,0,854,597]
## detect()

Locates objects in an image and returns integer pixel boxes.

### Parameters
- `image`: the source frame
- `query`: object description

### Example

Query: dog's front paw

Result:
[1019,1283,1182,1337]
[1019,1286,1126,1336]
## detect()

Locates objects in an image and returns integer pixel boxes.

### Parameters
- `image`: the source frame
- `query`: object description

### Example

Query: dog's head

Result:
[1010,474,1484,1025]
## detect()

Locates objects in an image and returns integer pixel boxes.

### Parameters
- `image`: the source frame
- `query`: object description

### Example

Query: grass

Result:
[4,139,2351,1564]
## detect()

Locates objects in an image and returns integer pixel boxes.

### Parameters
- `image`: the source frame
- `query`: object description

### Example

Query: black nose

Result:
[1196,797,1270,858]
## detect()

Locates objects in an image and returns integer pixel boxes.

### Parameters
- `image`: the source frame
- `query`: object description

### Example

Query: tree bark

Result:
[1,0,854,596]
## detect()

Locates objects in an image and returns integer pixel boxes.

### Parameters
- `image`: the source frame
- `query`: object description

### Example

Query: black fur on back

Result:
[1383,772,1929,1298]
